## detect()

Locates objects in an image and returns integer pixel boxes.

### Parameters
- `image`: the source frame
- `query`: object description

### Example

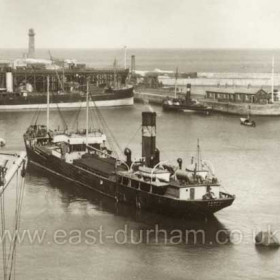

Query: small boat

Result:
[0,138,5,147]
[240,117,256,127]
[240,108,256,127]
[240,106,256,127]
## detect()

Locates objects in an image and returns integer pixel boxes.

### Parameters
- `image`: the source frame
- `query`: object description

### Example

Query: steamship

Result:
[0,87,134,111]
[24,87,235,217]
[0,71,133,110]
[162,84,211,114]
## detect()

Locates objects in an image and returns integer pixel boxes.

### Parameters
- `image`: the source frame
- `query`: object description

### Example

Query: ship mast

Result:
[124,46,127,69]
[46,76,50,131]
[197,139,200,171]
[113,58,117,88]
[86,80,89,146]
[174,67,178,98]
[271,56,275,103]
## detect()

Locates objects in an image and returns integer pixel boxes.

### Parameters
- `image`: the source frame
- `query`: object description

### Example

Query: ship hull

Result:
[0,87,134,111]
[25,145,234,218]
[162,103,211,114]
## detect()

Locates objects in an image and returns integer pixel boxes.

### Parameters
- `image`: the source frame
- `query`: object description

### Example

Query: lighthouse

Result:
[28,28,35,58]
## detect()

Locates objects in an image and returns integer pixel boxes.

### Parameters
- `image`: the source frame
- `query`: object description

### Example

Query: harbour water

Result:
[1,49,280,279]
[0,103,280,279]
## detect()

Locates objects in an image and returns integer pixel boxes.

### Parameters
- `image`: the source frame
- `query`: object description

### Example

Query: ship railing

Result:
[85,144,121,163]
[150,160,170,183]
[219,191,233,199]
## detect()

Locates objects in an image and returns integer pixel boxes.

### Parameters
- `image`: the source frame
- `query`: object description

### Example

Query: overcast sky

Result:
[1,0,280,49]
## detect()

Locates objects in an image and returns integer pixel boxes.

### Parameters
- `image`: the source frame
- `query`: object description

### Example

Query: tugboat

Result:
[24,80,234,218]
[162,84,212,114]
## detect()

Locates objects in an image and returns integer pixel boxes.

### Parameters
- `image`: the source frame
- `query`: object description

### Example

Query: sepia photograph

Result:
[0,0,279,279]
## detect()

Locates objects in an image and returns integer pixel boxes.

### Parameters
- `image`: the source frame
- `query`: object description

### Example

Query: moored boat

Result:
[162,84,212,114]
[240,117,256,127]
[0,85,134,111]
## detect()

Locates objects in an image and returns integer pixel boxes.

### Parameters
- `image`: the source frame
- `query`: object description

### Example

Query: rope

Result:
[90,98,123,158]
[125,124,142,148]
[0,189,7,280]
[50,91,68,130]
[34,106,42,125]
[7,170,25,280]
[0,159,26,280]
[30,106,41,125]
[69,102,83,131]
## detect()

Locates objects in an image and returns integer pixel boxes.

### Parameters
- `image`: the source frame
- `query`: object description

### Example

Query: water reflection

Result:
[27,164,232,247]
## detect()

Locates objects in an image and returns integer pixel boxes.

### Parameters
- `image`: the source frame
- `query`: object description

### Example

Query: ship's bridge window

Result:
[122,177,129,186]
[140,182,151,192]
[72,144,86,152]
[117,176,122,184]
[131,180,139,189]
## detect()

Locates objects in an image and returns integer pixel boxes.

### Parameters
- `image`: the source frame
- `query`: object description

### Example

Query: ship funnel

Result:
[186,83,191,101]
[142,111,160,168]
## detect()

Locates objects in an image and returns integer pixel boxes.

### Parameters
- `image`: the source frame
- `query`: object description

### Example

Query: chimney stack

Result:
[28,28,35,58]
[142,112,159,168]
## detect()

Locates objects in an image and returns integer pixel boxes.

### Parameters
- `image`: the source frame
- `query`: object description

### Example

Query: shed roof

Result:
[206,88,268,95]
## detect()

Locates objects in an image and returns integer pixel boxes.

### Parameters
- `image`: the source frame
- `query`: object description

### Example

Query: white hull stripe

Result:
[0,97,134,111]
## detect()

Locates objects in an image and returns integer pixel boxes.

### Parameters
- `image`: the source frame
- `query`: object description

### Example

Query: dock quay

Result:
[0,68,129,93]
[134,86,228,105]
[134,90,169,105]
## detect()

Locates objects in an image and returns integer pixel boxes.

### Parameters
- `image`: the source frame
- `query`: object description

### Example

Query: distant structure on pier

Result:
[28,28,35,58]
[131,55,136,74]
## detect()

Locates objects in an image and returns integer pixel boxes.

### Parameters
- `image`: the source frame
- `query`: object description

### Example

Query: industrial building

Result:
[0,29,129,93]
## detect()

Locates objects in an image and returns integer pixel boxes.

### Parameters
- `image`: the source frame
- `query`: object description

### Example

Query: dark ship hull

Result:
[162,84,211,114]
[162,102,211,114]
[25,144,234,218]
[0,86,134,111]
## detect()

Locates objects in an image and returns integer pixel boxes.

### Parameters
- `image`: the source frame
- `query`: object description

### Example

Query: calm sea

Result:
[1,48,280,73]
[0,49,280,280]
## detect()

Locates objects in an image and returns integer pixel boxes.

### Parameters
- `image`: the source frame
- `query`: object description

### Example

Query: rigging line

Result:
[9,172,19,280]
[75,102,83,130]
[8,174,25,280]
[68,102,82,131]
[50,91,68,130]
[93,105,122,158]
[7,169,19,264]
[1,190,7,280]
[34,106,42,125]
[91,98,123,156]
[125,124,142,148]
[7,167,25,280]
[30,105,41,125]
[7,169,20,269]
[90,101,101,129]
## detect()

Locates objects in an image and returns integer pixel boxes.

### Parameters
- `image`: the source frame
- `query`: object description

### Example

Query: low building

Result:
[205,88,275,104]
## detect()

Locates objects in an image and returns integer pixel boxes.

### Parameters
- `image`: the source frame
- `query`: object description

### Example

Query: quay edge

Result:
[201,99,280,116]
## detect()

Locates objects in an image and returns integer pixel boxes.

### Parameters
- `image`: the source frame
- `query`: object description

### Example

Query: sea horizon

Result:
[1,48,280,73]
